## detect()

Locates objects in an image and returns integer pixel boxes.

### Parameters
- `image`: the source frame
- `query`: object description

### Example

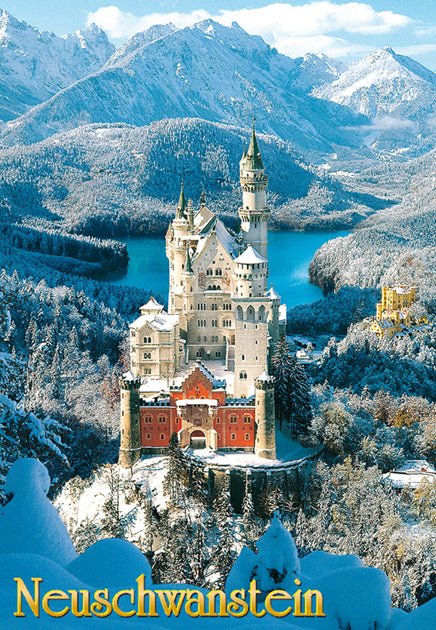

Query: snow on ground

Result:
[0,458,76,566]
[4,457,436,629]
[186,429,317,468]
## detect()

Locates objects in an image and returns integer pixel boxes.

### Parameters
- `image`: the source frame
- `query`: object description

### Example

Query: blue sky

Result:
[3,1,436,68]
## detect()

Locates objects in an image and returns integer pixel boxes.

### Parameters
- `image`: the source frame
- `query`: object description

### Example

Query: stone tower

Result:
[232,245,270,398]
[254,372,276,459]
[238,122,270,259]
[119,372,142,469]
[167,182,191,334]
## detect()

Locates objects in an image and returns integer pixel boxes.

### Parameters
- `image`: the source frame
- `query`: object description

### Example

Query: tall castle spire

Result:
[245,121,264,170]
[175,181,187,220]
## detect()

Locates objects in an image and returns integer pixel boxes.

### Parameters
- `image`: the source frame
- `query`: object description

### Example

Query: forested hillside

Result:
[0,118,393,239]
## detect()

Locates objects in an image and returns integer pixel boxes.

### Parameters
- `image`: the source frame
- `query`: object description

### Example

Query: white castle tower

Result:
[238,122,270,259]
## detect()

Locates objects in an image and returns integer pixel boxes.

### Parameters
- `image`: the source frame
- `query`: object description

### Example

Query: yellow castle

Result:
[371,286,428,339]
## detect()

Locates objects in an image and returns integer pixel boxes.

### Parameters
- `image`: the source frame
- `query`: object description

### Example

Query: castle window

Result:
[231,433,236,440]
[216,418,220,424]
[216,351,221,358]
[215,268,222,276]
[245,433,250,440]
[122,410,124,416]
[206,269,213,276]
[255,356,258,361]
[144,352,151,359]
[223,303,231,311]
[255,340,258,345]
[244,416,251,423]
[160,434,165,440]
[212,320,218,327]
[211,303,218,311]
[146,433,151,440]
[241,354,245,360]
[144,336,152,343]
[145,416,152,423]
[159,416,166,423]
[230,416,237,423]
[239,372,247,380]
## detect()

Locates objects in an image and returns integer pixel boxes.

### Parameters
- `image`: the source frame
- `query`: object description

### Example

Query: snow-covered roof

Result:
[383,460,436,489]
[193,217,235,262]
[397,460,436,473]
[234,245,267,265]
[140,296,164,312]
[268,285,281,300]
[123,370,139,382]
[257,370,274,382]
[176,399,218,407]
[181,361,226,388]
[130,311,179,332]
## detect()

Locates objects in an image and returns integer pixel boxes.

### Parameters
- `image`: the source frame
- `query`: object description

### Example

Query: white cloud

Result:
[396,43,436,57]
[360,116,417,132]
[87,2,413,58]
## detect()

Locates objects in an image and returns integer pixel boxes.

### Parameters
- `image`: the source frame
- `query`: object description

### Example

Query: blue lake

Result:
[106,230,350,307]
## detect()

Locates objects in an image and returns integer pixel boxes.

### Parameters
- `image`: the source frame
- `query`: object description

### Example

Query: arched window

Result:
[245,433,250,440]
[258,305,265,321]
[230,416,237,424]
[231,433,236,440]
[239,371,247,380]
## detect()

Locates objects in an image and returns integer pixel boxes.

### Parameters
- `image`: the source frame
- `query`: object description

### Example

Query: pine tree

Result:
[211,480,237,588]
[288,356,313,438]
[271,337,313,437]
[162,433,188,508]
[271,336,293,429]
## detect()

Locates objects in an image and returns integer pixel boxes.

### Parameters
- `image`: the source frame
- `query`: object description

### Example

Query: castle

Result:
[371,286,428,339]
[119,125,283,468]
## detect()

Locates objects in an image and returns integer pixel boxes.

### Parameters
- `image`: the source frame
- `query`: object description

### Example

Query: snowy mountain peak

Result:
[314,46,436,119]
[0,10,115,122]
[106,23,177,66]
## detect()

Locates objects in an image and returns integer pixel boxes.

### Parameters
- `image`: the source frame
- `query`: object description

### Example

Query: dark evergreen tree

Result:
[271,335,293,429]
[162,433,188,508]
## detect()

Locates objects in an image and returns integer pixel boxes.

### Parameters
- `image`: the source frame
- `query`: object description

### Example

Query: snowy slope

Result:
[0,19,362,156]
[0,9,114,121]
[314,47,436,120]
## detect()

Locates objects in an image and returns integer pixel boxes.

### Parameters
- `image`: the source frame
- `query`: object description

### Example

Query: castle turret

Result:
[169,182,190,319]
[254,372,276,459]
[119,372,142,468]
[238,122,270,259]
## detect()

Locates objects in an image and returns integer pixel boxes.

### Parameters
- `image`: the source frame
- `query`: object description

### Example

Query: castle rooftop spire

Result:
[176,181,187,220]
[245,121,264,170]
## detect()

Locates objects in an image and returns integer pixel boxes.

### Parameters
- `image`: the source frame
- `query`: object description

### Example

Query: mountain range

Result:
[0,9,435,229]
[0,9,114,122]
